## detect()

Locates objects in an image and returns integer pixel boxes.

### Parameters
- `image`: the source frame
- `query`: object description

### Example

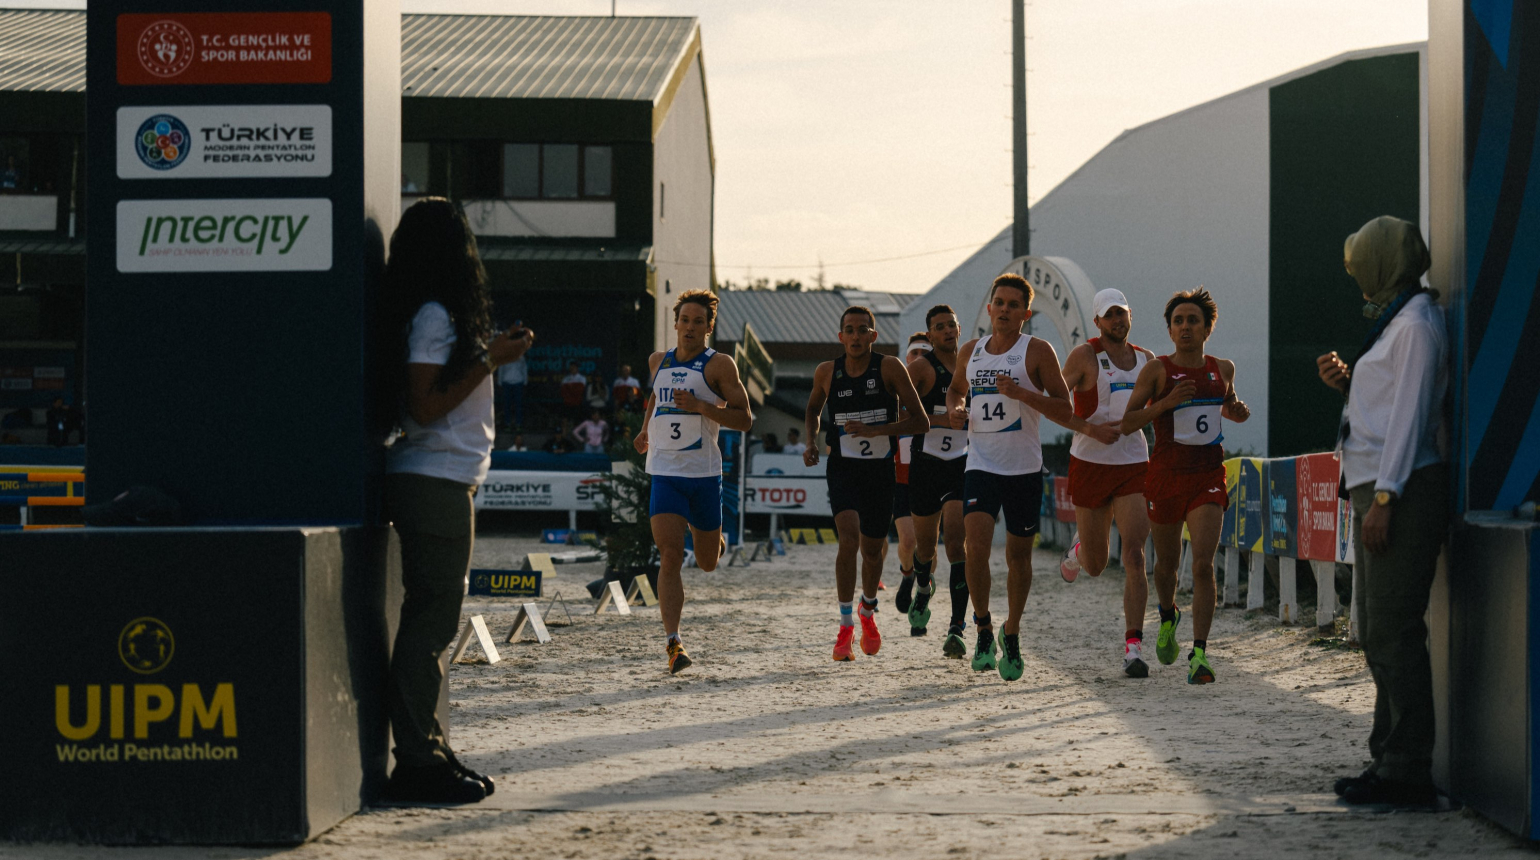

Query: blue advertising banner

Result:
[1263,458,1298,557]
[1235,458,1265,553]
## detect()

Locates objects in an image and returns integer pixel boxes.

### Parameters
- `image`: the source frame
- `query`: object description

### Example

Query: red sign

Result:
[1053,475,1076,523]
[1294,453,1340,561]
[117,13,331,85]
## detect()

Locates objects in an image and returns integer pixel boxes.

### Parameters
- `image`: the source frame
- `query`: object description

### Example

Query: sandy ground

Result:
[8,534,1536,860]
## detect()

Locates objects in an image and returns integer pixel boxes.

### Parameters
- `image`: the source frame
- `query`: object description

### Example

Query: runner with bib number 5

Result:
[1120,287,1250,685]
[804,306,929,662]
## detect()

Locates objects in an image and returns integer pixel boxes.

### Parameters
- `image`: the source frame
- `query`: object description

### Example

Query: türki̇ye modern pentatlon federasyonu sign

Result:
[117,105,332,179]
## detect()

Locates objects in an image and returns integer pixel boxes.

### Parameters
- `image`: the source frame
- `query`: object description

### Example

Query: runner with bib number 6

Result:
[1120,287,1250,686]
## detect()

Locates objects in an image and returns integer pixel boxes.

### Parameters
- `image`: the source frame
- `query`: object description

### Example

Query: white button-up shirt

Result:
[1341,292,1447,494]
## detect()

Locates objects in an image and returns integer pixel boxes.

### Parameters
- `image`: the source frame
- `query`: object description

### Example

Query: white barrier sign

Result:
[117,105,332,179]
[478,470,607,511]
[745,475,830,517]
[116,198,332,272]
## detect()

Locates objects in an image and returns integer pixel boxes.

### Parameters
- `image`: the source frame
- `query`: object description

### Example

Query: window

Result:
[498,143,614,200]
[401,142,429,193]
[659,182,666,220]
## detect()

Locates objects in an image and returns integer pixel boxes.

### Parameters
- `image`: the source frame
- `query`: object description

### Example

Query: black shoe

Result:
[447,751,496,795]
[384,762,487,804]
[894,575,915,614]
[1340,774,1436,808]
[1333,768,1375,797]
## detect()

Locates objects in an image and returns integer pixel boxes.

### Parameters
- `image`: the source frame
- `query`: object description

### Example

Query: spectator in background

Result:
[782,427,807,456]
[559,362,587,420]
[45,397,84,446]
[585,370,609,412]
[495,347,527,431]
[505,433,527,452]
[762,432,783,453]
[2,156,19,191]
[544,420,576,454]
[612,364,643,411]
[572,408,610,454]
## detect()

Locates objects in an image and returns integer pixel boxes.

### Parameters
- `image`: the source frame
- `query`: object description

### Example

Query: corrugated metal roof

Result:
[0,237,84,255]
[716,290,914,345]
[0,11,86,93]
[401,15,697,101]
[479,243,649,262]
[0,11,697,103]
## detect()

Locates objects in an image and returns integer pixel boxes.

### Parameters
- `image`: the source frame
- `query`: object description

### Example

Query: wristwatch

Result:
[1374,490,1397,507]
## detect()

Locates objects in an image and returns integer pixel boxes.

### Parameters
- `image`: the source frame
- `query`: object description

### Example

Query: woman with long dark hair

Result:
[380,198,533,803]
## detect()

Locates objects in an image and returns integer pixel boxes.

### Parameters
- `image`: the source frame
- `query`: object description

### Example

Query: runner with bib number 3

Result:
[1120,287,1250,685]
[637,290,754,675]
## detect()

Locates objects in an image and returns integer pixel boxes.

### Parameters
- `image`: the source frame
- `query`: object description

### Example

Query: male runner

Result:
[635,290,754,674]
[804,307,928,661]
[889,333,932,609]
[1121,287,1250,684]
[904,306,972,655]
[946,274,1117,681]
[1059,288,1156,678]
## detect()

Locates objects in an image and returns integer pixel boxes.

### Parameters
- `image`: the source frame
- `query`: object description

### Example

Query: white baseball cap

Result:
[1092,288,1131,319]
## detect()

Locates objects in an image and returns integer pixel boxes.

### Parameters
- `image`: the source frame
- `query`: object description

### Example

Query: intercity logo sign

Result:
[117,12,332,86]
[54,617,239,765]
[116,198,332,273]
[118,106,332,179]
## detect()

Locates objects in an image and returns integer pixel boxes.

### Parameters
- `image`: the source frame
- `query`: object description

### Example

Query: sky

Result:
[29,1,1431,293]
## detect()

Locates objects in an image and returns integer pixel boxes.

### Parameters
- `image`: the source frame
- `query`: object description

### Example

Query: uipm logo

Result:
[119,616,174,674]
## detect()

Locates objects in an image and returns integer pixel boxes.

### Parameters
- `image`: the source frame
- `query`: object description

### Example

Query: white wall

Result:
[652,52,714,353]
[0,195,57,231]
[416,199,617,238]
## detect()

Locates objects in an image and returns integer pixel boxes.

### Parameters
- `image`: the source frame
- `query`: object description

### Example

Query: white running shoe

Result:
[1123,641,1149,678]
[1060,539,1082,583]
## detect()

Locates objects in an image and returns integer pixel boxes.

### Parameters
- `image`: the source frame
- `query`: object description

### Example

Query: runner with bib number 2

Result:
[803,305,929,663]
[1120,287,1251,686]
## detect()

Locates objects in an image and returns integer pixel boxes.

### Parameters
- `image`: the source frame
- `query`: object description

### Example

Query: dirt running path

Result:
[6,537,1532,859]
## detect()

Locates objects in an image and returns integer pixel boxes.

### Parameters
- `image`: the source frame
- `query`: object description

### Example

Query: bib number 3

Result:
[651,413,703,450]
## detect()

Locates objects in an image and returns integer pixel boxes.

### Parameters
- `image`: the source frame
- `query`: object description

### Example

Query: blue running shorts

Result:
[649,474,724,531]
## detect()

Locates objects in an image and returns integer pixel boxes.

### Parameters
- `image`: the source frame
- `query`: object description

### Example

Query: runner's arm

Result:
[846,356,929,437]
[633,351,664,454]
[1120,360,1189,434]
[945,339,977,430]
[1061,343,1093,392]
[803,362,833,466]
[1218,358,1250,422]
[689,354,755,432]
[1000,339,1110,438]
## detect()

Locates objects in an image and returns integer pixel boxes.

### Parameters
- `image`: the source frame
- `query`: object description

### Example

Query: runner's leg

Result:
[833,510,861,603]
[1113,493,1151,635]
[1184,503,1224,642]
[963,511,996,623]
[1000,533,1034,636]
[651,513,688,635]
[1073,503,1115,576]
[690,524,724,572]
[1151,521,1184,612]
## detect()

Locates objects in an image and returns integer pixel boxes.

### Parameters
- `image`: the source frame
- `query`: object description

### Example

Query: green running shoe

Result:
[1188,647,1216,685]
[997,630,1024,681]
[908,582,934,634]
[970,627,996,672]
[943,625,967,659]
[1156,606,1183,665]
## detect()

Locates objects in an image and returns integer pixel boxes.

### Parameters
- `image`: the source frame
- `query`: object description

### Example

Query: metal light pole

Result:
[1012,0,1029,259]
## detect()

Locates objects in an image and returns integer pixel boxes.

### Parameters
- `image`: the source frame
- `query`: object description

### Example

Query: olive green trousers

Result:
[385,472,476,768]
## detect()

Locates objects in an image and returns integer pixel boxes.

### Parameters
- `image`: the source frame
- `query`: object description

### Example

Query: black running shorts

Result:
[908,454,967,518]
[891,480,911,521]
[827,457,895,539]
[963,470,1044,538]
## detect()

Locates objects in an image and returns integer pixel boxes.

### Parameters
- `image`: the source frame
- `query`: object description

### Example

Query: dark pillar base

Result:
[0,526,400,844]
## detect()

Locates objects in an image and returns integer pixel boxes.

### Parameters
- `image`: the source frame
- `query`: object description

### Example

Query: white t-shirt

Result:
[782,442,807,455]
[497,357,527,386]
[386,302,495,486]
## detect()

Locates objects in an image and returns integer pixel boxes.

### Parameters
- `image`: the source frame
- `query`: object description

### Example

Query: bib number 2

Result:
[839,433,887,459]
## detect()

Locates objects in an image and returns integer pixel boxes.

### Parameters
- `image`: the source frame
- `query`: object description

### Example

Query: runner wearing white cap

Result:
[1059,288,1155,678]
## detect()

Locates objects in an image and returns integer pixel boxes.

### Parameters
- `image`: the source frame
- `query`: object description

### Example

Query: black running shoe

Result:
[894,574,915,614]
[446,751,495,795]
[1334,768,1376,797]
[383,762,487,804]
[1341,774,1437,808]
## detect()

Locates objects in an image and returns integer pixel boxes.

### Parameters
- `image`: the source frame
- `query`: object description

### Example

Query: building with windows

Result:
[0,11,713,437]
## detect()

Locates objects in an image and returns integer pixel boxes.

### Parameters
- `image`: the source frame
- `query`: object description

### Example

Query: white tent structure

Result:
[902,42,1428,457]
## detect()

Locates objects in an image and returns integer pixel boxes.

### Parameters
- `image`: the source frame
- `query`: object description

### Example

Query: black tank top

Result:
[825,352,897,460]
[911,350,954,459]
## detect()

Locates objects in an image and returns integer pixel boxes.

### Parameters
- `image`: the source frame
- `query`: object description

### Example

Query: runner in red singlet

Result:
[1121,288,1250,685]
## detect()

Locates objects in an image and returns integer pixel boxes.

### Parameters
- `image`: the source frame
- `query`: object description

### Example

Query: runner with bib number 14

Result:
[1120,287,1250,687]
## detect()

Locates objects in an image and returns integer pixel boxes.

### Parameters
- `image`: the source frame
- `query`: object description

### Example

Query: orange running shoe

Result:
[667,639,692,674]
[833,625,856,661]
[858,607,882,656]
